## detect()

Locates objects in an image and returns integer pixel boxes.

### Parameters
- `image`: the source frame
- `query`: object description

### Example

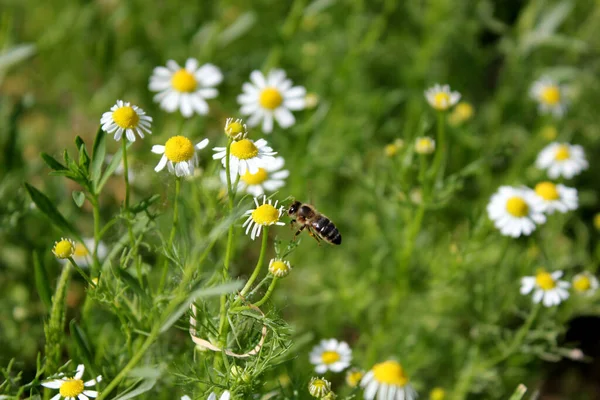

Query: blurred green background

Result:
[2,0,600,398]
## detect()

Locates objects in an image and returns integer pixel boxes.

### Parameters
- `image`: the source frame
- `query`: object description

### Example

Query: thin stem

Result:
[44,262,72,373]
[159,178,182,292]
[252,276,278,308]
[122,139,131,210]
[68,257,96,288]
[91,197,101,275]
[430,111,446,183]
[240,228,270,296]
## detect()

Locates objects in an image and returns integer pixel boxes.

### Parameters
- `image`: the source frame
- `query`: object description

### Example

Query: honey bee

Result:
[288,200,341,245]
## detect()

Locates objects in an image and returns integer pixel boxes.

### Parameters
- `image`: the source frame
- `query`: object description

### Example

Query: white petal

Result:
[250,70,266,89]
[180,94,194,118]
[185,58,198,72]
[75,364,85,379]
[274,107,295,128]
[155,155,168,172]
[220,392,231,400]
[42,380,64,389]
[262,112,274,133]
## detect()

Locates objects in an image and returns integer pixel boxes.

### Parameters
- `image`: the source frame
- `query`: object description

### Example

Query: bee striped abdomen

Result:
[313,216,342,245]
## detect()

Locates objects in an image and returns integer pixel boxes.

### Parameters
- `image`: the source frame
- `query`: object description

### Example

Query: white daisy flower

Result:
[309,338,352,374]
[100,100,152,142]
[308,377,332,398]
[268,258,292,278]
[536,142,588,179]
[58,238,107,268]
[224,117,248,140]
[487,186,546,237]
[237,69,306,133]
[572,272,599,296]
[530,76,568,118]
[152,136,209,177]
[213,138,276,175]
[424,84,461,111]
[520,269,570,307]
[242,196,285,240]
[149,58,223,118]
[361,360,417,400]
[414,136,435,154]
[220,156,289,197]
[42,364,102,400]
[208,391,230,400]
[533,182,578,214]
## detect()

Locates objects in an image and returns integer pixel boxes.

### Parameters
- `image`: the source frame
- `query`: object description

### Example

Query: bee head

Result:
[288,200,301,217]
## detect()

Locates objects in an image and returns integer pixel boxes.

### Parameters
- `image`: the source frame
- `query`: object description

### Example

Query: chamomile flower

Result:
[309,377,332,398]
[530,76,567,118]
[149,58,222,117]
[42,364,101,400]
[346,369,364,388]
[152,136,209,177]
[487,186,546,237]
[415,137,435,154]
[572,272,599,296]
[207,391,231,400]
[100,100,152,142]
[309,339,352,374]
[213,138,276,175]
[58,238,107,268]
[361,360,417,400]
[224,118,248,140]
[220,156,289,197]
[536,142,588,179]
[237,69,306,133]
[242,196,285,240]
[424,84,461,111]
[269,258,292,278]
[533,182,578,214]
[520,269,570,307]
[52,238,76,259]
[448,102,474,126]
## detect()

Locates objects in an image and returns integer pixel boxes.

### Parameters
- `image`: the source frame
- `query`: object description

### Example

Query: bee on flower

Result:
[58,238,107,268]
[242,196,285,240]
[213,138,276,175]
[42,364,101,400]
[530,76,568,118]
[149,58,222,117]
[536,142,588,179]
[361,360,417,400]
[424,84,461,111]
[100,100,152,142]
[520,269,570,307]
[237,69,306,133]
[487,186,546,237]
[152,136,209,177]
[309,338,352,373]
[220,156,289,197]
[533,182,578,214]
[572,272,599,296]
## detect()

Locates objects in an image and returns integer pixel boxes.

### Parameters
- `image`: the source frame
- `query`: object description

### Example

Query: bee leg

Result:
[307,227,322,246]
[289,219,297,230]
[293,225,305,241]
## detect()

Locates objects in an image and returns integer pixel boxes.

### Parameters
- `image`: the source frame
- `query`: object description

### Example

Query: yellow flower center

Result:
[385,143,399,157]
[230,139,259,160]
[540,86,560,105]
[321,351,341,365]
[433,92,450,109]
[415,138,435,154]
[372,360,409,387]
[225,120,245,138]
[112,106,139,129]
[269,260,289,275]
[171,69,197,92]
[59,379,85,398]
[259,87,283,110]
[505,197,529,217]
[594,213,600,230]
[535,270,556,291]
[455,102,473,120]
[346,370,363,388]
[252,204,280,225]
[554,145,570,161]
[73,243,89,257]
[430,388,446,400]
[53,240,74,259]
[164,136,195,163]
[573,275,592,292]
[535,182,559,201]
[241,168,268,185]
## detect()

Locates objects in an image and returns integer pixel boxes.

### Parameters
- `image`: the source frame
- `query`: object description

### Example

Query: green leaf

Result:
[24,183,81,242]
[113,266,151,304]
[130,195,160,214]
[72,191,85,207]
[112,378,157,400]
[91,126,106,192]
[69,320,95,370]
[33,251,51,310]
[97,144,127,193]
[160,280,243,333]
[76,136,91,173]
[41,153,67,171]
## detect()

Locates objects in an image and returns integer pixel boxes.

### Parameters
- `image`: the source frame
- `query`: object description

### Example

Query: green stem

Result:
[239,227,270,296]
[430,111,446,183]
[122,139,131,210]
[159,178,181,292]
[44,262,72,373]
[251,277,278,308]
[398,203,426,281]
[91,197,101,275]
[68,257,96,288]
